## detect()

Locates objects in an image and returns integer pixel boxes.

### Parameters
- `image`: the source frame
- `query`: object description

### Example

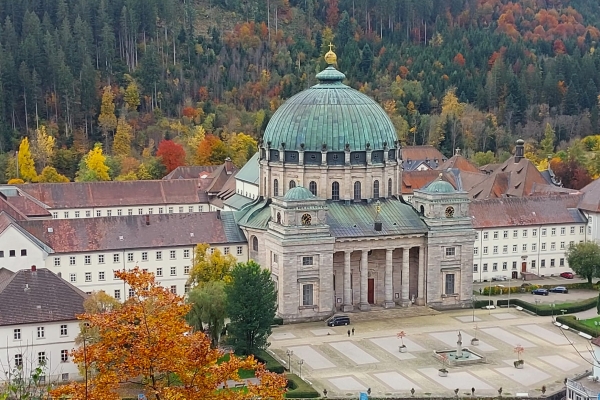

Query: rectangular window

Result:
[113,271,119,279]
[86,210,91,217]
[127,253,134,262]
[581,226,585,234]
[54,257,61,266]
[183,249,190,258]
[128,209,133,215]
[85,272,91,282]
[179,207,184,213]
[550,259,555,267]
[157,267,163,277]
[541,259,546,268]
[493,231,498,239]
[532,243,537,251]
[64,211,69,218]
[512,261,517,270]
[302,256,314,266]
[96,210,101,217]
[62,373,69,382]
[185,284,190,294]
[493,246,498,254]
[70,273,76,283]
[138,208,143,215]
[503,230,508,238]
[9,250,15,257]
[445,274,455,295]
[492,263,498,271]
[522,244,527,252]
[15,354,22,366]
[502,262,507,270]
[560,227,565,235]
[114,289,121,300]
[483,247,488,255]
[224,247,230,255]
[483,232,488,240]
[532,260,536,269]
[0,251,3,257]
[107,210,112,217]
[13,329,21,340]
[52,212,58,219]
[512,245,518,253]
[75,211,80,218]
[159,207,163,214]
[142,252,148,261]
[541,228,547,236]
[532,229,537,237]
[475,232,479,240]
[560,258,565,266]
[38,352,46,365]
[168,207,173,214]
[570,241,575,247]
[98,254,105,264]
[148,208,153,214]
[189,206,194,213]
[199,206,204,212]
[84,255,91,265]
[237,246,243,255]
[37,327,45,338]
[60,324,68,336]
[117,209,122,216]
[113,253,119,263]
[513,230,518,238]
[61,350,68,362]
[170,285,177,294]
[128,288,134,299]
[69,256,76,266]
[302,284,314,305]
[541,243,547,251]
[21,249,27,256]
[483,263,488,272]
[156,251,162,261]
[570,226,575,234]
[98,271,105,281]
[473,264,478,272]
[523,229,528,237]
[551,228,556,236]
[184,265,190,275]
[446,247,456,256]
[551,242,556,250]
[170,266,176,276]
[170,250,176,260]
[473,247,478,255]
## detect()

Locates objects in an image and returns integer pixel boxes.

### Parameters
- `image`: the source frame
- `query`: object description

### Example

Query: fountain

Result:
[433,331,486,366]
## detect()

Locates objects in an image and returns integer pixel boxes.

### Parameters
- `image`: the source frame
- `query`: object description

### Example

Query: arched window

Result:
[373,180,380,198]
[277,212,281,224]
[273,179,279,197]
[289,180,296,189]
[309,181,317,196]
[332,182,340,200]
[252,236,258,251]
[388,178,393,197]
[354,181,362,200]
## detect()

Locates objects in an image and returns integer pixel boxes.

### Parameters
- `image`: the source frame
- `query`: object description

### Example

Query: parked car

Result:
[560,272,574,279]
[549,286,569,293]
[326,315,350,326]
[492,275,508,281]
[532,288,549,296]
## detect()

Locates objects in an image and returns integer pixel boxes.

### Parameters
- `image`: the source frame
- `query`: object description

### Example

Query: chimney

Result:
[216,210,221,220]
[514,139,525,163]
[145,215,150,226]
[31,265,37,272]
[455,147,461,156]
[224,157,234,174]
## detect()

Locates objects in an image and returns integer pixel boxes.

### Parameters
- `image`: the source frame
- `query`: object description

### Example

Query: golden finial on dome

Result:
[324,43,337,65]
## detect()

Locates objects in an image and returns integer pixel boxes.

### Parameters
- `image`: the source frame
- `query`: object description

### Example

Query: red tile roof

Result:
[401,146,446,162]
[470,195,585,229]
[579,178,600,212]
[402,170,458,195]
[439,155,481,173]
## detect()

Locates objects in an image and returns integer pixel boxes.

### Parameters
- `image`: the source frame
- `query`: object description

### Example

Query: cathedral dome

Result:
[283,186,316,201]
[262,66,398,154]
[423,179,456,194]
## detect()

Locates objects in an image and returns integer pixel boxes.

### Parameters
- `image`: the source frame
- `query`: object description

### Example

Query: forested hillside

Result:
[3,0,600,183]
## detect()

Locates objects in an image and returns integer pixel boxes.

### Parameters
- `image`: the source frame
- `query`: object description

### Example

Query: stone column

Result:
[384,248,394,308]
[416,246,426,305]
[401,247,410,307]
[342,251,354,312]
[359,249,370,310]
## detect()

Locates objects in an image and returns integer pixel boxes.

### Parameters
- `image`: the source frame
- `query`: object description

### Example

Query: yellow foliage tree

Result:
[188,243,238,286]
[38,166,69,183]
[98,86,117,147]
[123,74,141,111]
[7,178,24,185]
[439,87,465,152]
[18,137,38,182]
[31,126,55,169]
[51,268,286,400]
[112,117,132,157]
[77,144,110,181]
[226,132,258,167]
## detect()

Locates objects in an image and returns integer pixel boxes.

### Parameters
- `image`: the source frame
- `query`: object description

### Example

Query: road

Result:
[472,275,588,291]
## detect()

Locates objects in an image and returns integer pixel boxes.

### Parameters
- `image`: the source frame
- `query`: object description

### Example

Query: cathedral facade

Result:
[236,51,475,322]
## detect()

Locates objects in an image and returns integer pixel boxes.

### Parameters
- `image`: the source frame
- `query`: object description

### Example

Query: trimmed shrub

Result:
[496,297,597,316]
[474,299,494,308]
[273,317,284,325]
[254,350,285,374]
[557,315,599,337]
[285,373,320,398]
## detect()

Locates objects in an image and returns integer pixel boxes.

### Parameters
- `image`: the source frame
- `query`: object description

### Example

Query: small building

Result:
[0,266,86,383]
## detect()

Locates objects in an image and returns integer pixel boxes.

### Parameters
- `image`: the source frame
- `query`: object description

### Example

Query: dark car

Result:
[532,288,549,296]
[326,315,350,326]
[560,272,574,279]
[549,286,569,293]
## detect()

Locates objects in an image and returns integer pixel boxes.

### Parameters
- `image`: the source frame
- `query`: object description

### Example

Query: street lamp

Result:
[535,299,540,316]
[298,359,304,379]
[286,350,293,372]
[471,295,477,322]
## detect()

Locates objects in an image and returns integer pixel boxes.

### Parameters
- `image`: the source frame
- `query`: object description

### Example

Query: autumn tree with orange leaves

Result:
[51,268,286,400]
[156,139,186,173]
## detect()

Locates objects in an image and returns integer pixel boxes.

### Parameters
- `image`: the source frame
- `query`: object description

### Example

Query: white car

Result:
[491,275,508,281]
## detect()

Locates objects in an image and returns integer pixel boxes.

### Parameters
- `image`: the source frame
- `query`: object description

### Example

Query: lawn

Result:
[579,316,600,330]
[217,353,256,379]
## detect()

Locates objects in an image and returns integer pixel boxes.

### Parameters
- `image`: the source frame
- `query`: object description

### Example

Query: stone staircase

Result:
[342,305,440,322]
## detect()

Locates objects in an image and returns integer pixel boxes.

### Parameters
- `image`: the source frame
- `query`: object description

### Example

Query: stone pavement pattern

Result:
[268,306,593,398]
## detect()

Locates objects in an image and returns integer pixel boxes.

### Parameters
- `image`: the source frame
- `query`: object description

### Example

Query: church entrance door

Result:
[521,262,527,273]
[368,278,375,304]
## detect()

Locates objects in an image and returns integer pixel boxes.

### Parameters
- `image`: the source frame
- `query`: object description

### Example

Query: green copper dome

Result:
[283,186,316,201]
[262,66,398,152]
[423,179,456,193]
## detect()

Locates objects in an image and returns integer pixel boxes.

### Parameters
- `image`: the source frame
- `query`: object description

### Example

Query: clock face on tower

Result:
[301,213,312,226]
[445,206,455,218]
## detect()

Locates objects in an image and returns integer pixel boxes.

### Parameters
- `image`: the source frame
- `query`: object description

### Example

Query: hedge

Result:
[496,296,597,316]
[556,315,599,337]
[273,317,284,325]
[285,373,320,398]
[481,282,597,296]
[254,350,285,374]
[473,299,495,308]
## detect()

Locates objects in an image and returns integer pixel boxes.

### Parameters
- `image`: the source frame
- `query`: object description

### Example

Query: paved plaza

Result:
[268,307,594,398]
